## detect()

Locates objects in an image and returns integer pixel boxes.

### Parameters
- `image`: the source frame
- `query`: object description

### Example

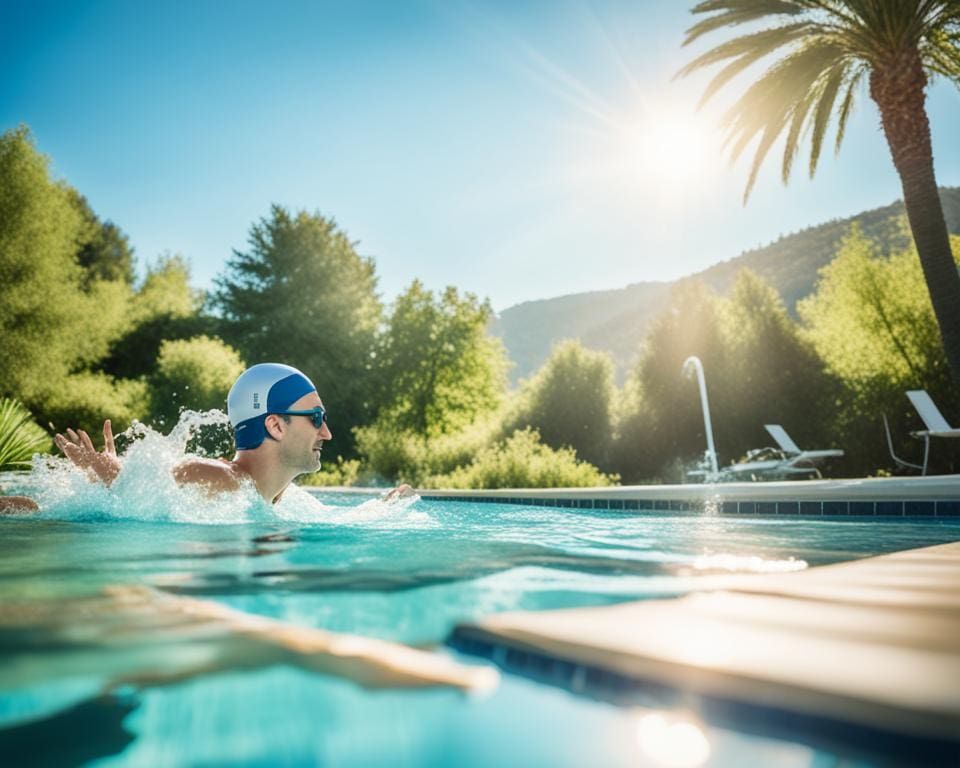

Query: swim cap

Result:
[227,363,317,450]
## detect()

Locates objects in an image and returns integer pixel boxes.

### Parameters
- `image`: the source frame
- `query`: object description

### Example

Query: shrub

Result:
[298,456,362,487]
[426,428,618,489]
[149,335,245,430]
[0,397,52,470]
[33,373,149,435]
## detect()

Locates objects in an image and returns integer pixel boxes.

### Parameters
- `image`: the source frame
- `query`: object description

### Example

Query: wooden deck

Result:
[450,541,960,761]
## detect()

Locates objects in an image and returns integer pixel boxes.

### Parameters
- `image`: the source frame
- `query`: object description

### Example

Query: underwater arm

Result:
[54,420,122,487]
[0,496,39,514]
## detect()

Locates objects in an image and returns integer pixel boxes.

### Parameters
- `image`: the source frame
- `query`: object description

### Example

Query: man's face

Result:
[279,391,332,473]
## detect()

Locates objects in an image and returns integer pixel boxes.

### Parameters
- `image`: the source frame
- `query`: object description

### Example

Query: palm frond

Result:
[833,66,866,154]
[0,397,52,471]
[684,1,808,47]
[808,63,847,176]
[781,91,816,182]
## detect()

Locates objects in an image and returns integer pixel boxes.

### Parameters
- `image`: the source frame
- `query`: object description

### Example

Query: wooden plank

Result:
[454,541,960,741]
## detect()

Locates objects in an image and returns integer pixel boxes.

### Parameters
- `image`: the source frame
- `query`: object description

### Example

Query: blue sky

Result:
[3,0,959,311]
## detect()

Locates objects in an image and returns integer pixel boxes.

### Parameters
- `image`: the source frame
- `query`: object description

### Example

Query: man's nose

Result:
[320,422,332,440]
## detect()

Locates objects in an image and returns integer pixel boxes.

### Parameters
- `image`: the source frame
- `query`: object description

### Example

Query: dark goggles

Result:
[272,406,327,429]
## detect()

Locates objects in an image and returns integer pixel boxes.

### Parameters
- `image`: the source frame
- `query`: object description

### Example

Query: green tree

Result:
[505,340,615,468]
[149,335,245,430]
[67,189,136,285]
[679,1,960,383]
[373,280,508,437]
[799,227,960,472]
[100,254,212,380]
[212,206,382,454]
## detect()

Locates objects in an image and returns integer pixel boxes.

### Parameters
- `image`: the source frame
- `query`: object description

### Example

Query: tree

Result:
[67,189,136,285]
[679,1,960,383]
[505,340,615,468]
[149,336,245,430]
[799,227,960,472]
[373,280,508,437]
[212,206,382,454]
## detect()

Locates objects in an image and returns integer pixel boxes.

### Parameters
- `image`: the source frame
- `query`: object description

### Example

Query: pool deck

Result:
[450,540,960,762]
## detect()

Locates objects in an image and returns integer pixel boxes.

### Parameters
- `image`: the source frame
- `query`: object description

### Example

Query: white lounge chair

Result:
[906,390,960,475]
[719,425,844,481]
[882,414,923,473]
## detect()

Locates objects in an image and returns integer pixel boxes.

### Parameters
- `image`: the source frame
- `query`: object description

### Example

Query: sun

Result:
[619,102,724,193]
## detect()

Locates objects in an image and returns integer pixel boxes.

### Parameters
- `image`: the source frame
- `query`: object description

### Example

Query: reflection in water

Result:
[635,710,711,768]
[0,694,139,768]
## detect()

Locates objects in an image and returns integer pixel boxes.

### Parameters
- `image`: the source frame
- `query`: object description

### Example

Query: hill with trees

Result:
[492,187,960,383]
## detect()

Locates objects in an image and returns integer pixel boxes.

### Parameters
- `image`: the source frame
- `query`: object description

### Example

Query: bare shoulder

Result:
[172,458,244,494]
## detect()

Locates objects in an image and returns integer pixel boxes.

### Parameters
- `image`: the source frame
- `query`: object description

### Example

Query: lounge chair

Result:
[719,425,844,482]
[905,390,960,475]
[882,414,923,473]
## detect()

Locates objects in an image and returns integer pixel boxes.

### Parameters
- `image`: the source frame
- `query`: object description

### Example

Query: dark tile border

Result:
[419,495,959,518]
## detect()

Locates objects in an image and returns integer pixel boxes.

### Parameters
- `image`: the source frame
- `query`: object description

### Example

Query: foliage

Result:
[67,188,136,285]
[35,373,149,436]
[100,254,212,380]
[298,457,363,487]
[354,416,502,486]
[426,428,618,489]
[612,274,841,482]
[149,336,245,431]
[0,398,52,470]
[799,227,960,472]
[213,205,382,455]
[504,340,615,467]
[373,280,508,437]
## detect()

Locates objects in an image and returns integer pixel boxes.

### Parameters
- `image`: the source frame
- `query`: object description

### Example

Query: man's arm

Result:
[172,459,244,495]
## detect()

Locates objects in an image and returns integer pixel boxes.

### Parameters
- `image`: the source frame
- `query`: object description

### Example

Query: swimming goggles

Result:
[271,406,327,428]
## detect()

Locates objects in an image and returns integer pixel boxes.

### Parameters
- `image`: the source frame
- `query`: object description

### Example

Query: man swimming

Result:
[0,363,411,512]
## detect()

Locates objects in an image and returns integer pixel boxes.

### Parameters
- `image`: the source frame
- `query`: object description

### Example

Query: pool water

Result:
[2,483,959,767]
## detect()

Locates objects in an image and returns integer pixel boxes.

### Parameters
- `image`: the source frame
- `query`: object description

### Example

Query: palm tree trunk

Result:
[870,49,960,385]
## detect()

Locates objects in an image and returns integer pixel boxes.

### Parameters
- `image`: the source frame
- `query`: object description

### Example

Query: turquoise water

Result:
[2,416,959,767]
[3,483,960,767]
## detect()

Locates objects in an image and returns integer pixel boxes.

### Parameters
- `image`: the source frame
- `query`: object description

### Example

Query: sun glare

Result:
[622,104,721,192]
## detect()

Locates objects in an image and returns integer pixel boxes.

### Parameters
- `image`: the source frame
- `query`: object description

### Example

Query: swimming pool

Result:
[2,484,959,767]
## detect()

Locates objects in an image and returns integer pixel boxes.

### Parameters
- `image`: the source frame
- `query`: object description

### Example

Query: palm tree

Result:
[678,0,960,384]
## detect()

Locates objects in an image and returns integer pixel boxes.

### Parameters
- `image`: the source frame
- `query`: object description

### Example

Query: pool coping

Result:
[412,474,960,517]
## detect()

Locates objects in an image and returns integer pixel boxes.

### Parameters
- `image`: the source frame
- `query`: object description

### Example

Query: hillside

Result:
[491,187,960,384]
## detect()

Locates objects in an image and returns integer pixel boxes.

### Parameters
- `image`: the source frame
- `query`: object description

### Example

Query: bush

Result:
[298,456,362,487]
[149,335,245,431]
[426,428,618,489]
[0,397,52,470]
[354,417,501,485]
[32,373,149,435]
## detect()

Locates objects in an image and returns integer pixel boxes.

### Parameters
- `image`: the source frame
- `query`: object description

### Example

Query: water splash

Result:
[17,410,426,526]
[691,553,807,574]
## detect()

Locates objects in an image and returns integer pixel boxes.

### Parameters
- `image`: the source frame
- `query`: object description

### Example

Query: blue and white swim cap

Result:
[227,363,318,450]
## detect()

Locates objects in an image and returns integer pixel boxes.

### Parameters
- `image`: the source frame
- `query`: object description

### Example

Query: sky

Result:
[3,0,959,312]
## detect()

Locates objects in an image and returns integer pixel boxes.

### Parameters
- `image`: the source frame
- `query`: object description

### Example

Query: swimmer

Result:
[0,363,413,513]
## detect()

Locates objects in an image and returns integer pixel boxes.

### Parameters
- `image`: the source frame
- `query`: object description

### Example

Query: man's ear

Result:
[264,414,285,441]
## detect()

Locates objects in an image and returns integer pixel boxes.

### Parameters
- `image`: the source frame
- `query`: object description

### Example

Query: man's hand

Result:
[383,483,416,502]
[55,420,122,487]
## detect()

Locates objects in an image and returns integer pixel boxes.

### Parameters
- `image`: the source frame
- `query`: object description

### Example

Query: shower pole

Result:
[682,356,718,477]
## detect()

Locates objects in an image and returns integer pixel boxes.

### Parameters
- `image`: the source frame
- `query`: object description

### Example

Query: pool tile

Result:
[849,501,875,516]
[905,500,935,516]
[738,501,756,515]
[875,501,903,516]
[593,499,609,509]
[609,499,624,510]
[654,500,670,510]
[937,500,960,516]
[721,501,738,515]
[756,502,777,516]
[625,500,639,510]
[823,501,848,515]
[799,501,822,516]
[776,501,799,515]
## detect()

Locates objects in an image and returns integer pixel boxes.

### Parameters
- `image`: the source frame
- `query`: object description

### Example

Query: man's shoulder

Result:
[172,458,245,493]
